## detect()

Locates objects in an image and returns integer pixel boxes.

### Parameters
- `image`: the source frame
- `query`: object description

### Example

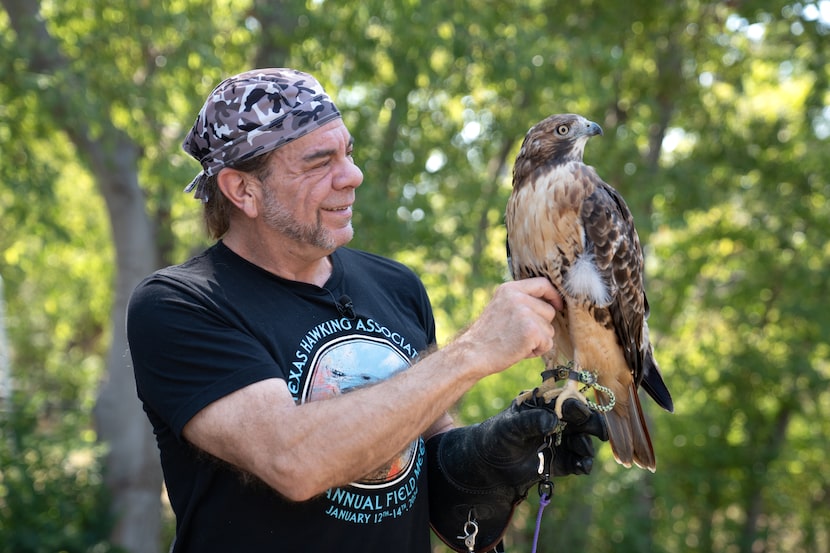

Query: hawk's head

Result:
[513,114,603,186]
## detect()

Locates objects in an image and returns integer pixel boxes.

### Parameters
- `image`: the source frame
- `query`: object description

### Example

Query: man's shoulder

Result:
[336,247,418,279]
[143,241,246,285]
[129,244,222,304]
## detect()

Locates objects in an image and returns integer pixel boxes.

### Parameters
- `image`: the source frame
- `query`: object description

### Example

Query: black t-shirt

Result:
[127,242,436,552]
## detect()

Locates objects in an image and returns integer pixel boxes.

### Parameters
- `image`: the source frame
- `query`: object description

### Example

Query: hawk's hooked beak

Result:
[585,121,603,137]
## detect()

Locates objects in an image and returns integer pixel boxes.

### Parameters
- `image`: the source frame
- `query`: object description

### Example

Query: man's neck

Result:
[222,231,334,287]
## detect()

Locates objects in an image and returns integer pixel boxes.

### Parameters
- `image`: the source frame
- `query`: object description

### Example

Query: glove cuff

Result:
[426,430,534,552]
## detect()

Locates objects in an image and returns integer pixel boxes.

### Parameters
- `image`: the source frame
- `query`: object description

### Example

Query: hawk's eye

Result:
[556,124,569,136]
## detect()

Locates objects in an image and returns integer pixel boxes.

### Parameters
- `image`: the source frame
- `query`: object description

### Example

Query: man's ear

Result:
[217,168,260,218]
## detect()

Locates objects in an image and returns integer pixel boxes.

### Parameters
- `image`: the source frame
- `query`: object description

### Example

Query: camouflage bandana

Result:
[182,68,342,202]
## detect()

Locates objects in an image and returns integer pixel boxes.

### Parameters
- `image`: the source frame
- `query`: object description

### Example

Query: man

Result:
[128,68,607,552]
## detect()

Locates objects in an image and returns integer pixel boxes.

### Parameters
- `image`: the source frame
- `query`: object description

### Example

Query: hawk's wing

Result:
[581,178,647,385]
[583,177,673,412]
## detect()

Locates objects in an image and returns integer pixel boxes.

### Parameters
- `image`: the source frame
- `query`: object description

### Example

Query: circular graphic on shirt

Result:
[302,335,417,489]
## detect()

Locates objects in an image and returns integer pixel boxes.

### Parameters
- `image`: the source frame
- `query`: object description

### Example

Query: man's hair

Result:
[202,150,275,239]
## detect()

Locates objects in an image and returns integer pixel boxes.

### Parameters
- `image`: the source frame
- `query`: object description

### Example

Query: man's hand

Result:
[453,278,564,377]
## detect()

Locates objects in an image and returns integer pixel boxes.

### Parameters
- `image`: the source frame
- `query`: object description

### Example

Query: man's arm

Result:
[182,278,562,501]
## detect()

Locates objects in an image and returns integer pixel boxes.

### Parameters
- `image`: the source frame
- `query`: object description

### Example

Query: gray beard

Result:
[260,185,342,251]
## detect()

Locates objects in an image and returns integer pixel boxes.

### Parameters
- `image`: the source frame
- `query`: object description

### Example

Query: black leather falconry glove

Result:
[426,395,608,553]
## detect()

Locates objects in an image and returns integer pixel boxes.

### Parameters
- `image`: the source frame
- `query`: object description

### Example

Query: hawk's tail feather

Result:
[601,385,656,472]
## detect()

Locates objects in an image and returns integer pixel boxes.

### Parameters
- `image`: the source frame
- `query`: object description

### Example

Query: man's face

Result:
[258,120,363,253]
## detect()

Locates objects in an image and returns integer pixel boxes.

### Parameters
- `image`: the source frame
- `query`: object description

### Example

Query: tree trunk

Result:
[251,0,296,68]
[1,1,163,550]
[89,132,164,553]
[738,405,792,553]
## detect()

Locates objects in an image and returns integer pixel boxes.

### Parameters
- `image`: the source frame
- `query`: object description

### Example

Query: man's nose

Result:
[333,158,363,189]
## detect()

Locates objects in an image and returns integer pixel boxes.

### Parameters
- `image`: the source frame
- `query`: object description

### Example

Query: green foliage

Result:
[0,394,118,553]
[1,0,829,551]
[0,128,116,551]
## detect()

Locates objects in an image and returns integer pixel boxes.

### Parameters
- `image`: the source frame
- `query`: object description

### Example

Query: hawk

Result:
[506,114,673,471]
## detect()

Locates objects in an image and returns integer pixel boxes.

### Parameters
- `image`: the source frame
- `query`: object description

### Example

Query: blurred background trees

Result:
[0,0,827,552]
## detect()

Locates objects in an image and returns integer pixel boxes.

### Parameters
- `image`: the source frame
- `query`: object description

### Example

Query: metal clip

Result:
[537,434,554,478]
[457,511,479,553]
[538,477,554,499]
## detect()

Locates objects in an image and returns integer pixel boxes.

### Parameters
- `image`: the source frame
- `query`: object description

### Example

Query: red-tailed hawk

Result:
[506,114,673,471]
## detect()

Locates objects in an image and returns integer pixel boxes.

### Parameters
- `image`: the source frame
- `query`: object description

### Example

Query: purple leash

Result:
[531,481,553,553]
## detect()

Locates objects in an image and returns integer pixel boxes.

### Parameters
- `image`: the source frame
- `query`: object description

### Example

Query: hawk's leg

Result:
[515,353,589,418]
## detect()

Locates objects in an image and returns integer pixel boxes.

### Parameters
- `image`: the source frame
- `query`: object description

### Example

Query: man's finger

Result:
[517,277,564,312]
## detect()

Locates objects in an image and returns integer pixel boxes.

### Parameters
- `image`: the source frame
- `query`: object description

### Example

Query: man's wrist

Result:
[443,330,501,380]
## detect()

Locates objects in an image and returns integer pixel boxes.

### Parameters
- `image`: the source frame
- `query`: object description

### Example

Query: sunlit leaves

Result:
[2,0,829,551]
